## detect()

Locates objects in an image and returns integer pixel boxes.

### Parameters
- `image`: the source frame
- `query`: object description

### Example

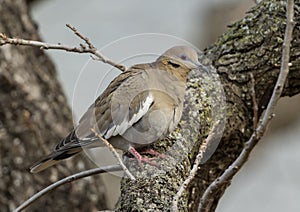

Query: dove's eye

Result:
[180,55,187,60]
[168,61,180,68]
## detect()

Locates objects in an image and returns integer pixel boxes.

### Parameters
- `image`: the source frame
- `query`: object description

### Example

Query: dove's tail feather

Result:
[29,148,81,173]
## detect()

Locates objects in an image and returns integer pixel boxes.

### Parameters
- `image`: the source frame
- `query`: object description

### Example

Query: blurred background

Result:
[29,0,300,211]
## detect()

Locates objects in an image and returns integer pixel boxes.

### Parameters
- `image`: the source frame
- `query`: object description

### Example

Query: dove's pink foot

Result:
[128,147,158,168]
[140,148,168,159]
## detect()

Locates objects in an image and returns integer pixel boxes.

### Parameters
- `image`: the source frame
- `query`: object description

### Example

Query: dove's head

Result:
[156,46,201,80]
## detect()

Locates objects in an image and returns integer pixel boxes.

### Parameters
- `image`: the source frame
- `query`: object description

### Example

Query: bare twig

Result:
[172,121,220,212]
[91,128,136,180]
[0,24,127,72]
[250,73,258,129]
[66,24,94,49]
[198,0,295,211]
[65,24,127,71]
[14,165,122,212]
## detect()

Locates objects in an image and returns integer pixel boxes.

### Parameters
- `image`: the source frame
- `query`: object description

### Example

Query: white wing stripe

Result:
[128,94,154,126]
[115,94,154,137]
[104,125,116,139]
[103,94,154,139]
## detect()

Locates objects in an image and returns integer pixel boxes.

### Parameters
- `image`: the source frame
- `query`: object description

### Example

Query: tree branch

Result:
[172,121,220,212]
[14,165,122,212]
[91,128,136,180]
[250,73,258,129]
[198,0,295,211]
[0,24,126,72]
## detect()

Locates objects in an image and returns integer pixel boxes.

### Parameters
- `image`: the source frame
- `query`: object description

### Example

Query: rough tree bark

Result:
[116,1,300,211]
[0,0,108,211]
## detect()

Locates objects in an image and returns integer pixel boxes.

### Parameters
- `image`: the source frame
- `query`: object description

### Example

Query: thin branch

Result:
[250,73,258,129]
[91,128,136,180]
[0,25,127,72]
[65,24,127,71]
[14,165,122,212]
[172,121,220,212]
[66,24,94,49]
[198,0,295,211]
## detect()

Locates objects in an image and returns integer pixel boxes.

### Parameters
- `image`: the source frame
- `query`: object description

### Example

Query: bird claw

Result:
[140,148,168,159]
[138,156,159,168]
[128,147,161,169]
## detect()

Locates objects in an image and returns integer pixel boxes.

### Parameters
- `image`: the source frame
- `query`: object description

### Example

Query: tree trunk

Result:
[116,1,300,211]
[0,0,108,211]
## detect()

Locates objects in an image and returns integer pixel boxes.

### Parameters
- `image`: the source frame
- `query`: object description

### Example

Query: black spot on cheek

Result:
[168,61,180,68]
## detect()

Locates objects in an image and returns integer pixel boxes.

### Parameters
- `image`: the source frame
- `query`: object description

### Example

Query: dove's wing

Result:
[54,64,155,152]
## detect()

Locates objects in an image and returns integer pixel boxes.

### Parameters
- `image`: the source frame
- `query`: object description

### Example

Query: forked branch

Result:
[0,24,126,72]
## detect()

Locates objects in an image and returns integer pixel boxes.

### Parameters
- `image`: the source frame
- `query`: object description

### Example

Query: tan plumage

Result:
[30,46,200,173]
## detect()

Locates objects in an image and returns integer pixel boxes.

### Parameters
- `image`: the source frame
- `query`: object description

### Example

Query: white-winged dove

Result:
[30,45,201,173]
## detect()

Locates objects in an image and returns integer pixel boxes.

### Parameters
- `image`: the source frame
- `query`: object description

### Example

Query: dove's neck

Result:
[168,69,188,82]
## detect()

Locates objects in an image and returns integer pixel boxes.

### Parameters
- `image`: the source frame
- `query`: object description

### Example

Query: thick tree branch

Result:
[172,121,220,212]
[198,2,295,210]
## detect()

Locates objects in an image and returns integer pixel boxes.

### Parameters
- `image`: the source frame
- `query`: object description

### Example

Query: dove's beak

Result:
[189,59,208,73]
[194,60,209,73]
